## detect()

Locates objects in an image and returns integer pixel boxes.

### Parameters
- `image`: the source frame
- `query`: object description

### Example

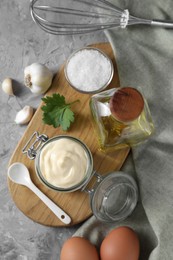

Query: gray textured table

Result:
[0,1,106,259]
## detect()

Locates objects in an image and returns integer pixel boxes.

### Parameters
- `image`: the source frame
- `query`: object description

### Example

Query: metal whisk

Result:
[30,0,173,35]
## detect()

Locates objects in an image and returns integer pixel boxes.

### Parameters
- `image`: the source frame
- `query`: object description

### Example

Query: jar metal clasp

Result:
[22,131,48,160]
[81,171,104,194]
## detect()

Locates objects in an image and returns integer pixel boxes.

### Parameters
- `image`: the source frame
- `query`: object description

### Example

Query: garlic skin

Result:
[15,106,34,125]
[24,63,53,95]
[2,78,14,96]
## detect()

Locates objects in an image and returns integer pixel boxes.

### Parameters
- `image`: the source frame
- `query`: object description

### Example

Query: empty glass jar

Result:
[83,171,138,223]
[90,87,154,151]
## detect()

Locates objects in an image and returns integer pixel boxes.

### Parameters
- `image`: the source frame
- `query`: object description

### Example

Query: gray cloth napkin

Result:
[74,0,173,259]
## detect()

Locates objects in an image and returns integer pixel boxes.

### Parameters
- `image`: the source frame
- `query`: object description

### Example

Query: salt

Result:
[65,48,113,93]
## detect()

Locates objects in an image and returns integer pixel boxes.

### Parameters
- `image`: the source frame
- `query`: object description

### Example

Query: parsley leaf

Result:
[41,93,78,131]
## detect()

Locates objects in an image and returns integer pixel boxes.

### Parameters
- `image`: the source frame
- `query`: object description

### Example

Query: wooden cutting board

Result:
[8,42,129,227]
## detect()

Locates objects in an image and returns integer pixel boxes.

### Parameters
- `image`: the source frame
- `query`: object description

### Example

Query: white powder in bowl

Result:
[65,48,113,93]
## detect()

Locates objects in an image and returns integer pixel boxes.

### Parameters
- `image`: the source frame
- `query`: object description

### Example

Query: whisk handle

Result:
[151,20,173,28]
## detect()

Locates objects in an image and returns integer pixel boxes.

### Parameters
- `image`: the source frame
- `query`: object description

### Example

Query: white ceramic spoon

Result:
[8,162,71,225]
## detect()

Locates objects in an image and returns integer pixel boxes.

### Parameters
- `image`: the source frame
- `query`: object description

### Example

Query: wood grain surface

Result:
[8,42,129,227]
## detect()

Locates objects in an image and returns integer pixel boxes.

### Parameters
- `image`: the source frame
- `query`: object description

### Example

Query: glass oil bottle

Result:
[90,87,154,152]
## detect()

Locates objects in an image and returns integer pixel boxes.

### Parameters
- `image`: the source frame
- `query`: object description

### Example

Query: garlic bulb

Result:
[2,78,14,96]
[15,106,34,125]
[24,63,53,95]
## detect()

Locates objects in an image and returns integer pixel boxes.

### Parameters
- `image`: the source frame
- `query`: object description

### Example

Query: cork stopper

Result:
[110,87,144,122]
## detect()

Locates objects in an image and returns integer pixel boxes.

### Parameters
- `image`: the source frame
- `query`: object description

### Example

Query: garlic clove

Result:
[15,106,34,125]
[24,63,53,95]
[2,78,14,96]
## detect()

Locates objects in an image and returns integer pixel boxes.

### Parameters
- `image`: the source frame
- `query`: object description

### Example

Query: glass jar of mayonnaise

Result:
[23,133,93,192]
[23,132,138,223]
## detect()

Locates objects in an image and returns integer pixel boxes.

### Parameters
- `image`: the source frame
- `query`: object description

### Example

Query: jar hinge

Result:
[81,171,103,194]
[22,131,48,160]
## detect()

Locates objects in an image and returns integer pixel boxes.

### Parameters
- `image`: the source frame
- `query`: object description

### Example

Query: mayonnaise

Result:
[39,138,88,188]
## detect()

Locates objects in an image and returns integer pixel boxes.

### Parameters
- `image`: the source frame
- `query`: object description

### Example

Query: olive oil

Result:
[90,87,154,152]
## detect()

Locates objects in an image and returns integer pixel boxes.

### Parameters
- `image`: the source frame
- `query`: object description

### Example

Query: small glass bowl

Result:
[64,47,114,94]
[35,135,93,193]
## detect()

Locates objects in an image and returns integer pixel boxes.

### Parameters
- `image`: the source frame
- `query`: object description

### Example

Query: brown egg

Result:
[100,226,140,260]
[60,236,99,260]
